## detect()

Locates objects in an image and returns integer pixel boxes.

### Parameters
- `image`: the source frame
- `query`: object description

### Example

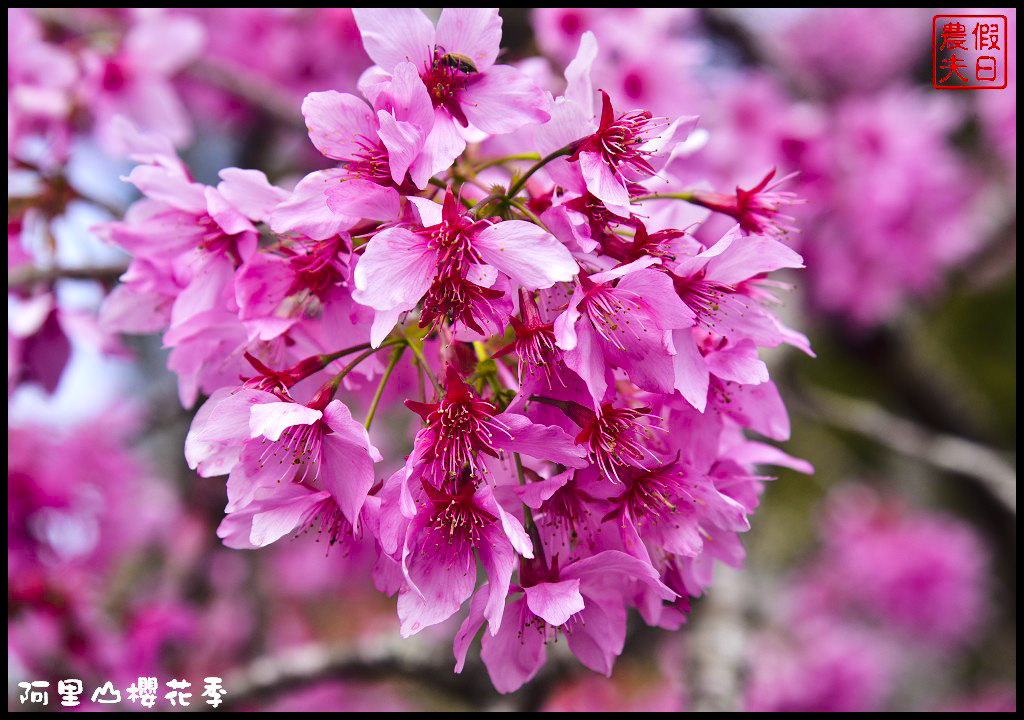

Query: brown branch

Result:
[206,642,488,711]
[8,264,129,290]
[201,637,579,711]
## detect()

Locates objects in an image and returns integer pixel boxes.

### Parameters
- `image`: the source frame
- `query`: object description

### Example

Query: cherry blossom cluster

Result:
[745,485,992,712]
[533,8,1012,328]
[92,8,812,692]
[526,484,1000,712]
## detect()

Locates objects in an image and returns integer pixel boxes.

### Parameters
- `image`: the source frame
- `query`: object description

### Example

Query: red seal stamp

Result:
[933,15,1008,89]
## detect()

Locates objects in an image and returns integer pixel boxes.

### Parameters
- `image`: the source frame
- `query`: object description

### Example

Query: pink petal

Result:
[375,61,434,130]
[511,470,571,509]
[235,252,293,323]
[301,91,377,161]
[410,109,467,189]
[563,550,670,595]
[324,399,382,461]
[562,321,612,407]
[99,283,172,334]
[122,164,205,213]
[353,8,435,72]
[185,387,273,476]
[269,170,360,240]
[435,8,502,71]
[474,220,578,289]
[407,195,444,226]
[217,168,288,223]
[564,31,599,118]
[480,597,546,693]
[553,283,584,351]
[615,268,695,329]
[604,332,677,397]
[494,412,588,468]
[534,96,595,159]
[370,306,407,348]
[217,510,259,550]
[228,444,295,512]
[377,113,425,186]
[479,525,516,633]
[320,431,376,532]
[125,14,204,75]
[642,114,700,173]
[705,339,769,385]
[524,578,585,627]
[460,65,551,135]
[248,401,322,441]
[250,488,330,547]
[578,150,630,214]
[565,594,623,675]
[705,230,804,286]
[320,400,382,529]
[204,186,255,236]
[672,329,710,413]
[726,440,814,475]
[589,254,661,285]
[478,484,533,559]
[116,78,193,148]
[377,470,410,557]
[398,530,475,637]
[541,204,599,254]
[352,227,437,311]
[326,178,401,221]
[717,379,790,441]
[168,257,234,336]
[454,587,490,672]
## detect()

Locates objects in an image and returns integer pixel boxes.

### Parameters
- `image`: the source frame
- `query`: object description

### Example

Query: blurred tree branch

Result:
[8,263,129,289]
[801,386,1016,514]
[208,639,576,712]
[210,642,487,711]
[685,566,749,712]
[33,9,303,131]
[187,58,305,130]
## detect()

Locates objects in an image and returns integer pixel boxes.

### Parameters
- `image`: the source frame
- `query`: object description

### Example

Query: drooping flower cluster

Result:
[88,9,813,692]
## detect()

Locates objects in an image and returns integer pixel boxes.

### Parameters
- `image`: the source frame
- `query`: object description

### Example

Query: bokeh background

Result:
[8,8,1016,711]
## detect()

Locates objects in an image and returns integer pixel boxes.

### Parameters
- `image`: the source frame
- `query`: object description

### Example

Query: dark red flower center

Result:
[423,473,496,545]
[421,47,476,127]
[570,91,664,178]
[407,367,511,477]
[286,236,347,299]
[567,402,656,482]
[416,191,503,334]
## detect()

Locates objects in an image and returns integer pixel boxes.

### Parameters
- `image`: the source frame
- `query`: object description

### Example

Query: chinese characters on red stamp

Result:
[933,15,1008,89]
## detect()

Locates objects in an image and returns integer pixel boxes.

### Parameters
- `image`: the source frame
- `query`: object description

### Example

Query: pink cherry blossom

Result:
[353,189,577,345]
[354,8,551,181]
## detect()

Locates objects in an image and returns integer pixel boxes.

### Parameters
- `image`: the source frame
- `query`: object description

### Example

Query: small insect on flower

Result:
[438,51,478,75]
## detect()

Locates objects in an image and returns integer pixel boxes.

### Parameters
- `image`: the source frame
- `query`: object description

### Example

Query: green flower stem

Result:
[505,145,576,200]
[472,153,541,174]
[365,344,407,430]
[630,191,697,203]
